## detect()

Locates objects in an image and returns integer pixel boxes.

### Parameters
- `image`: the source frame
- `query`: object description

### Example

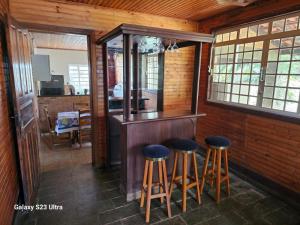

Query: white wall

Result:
[34,48,88,83]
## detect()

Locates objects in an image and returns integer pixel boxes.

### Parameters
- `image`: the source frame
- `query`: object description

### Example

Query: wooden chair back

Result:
[78,109,91,148]
[43,106,53,132]
[79,109,91,128]
[73,102,90,111]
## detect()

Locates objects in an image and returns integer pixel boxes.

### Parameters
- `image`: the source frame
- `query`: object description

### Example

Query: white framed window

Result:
[208,11,300,117]
[146,54,159,90]
[68,64,89,95]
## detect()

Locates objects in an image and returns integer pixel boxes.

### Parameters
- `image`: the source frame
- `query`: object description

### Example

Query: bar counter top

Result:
[112,110,206,125]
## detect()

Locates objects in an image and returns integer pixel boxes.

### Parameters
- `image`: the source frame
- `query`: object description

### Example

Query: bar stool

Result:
[200,136,230,204]
[140,144,171,223]
[169,139,201,212]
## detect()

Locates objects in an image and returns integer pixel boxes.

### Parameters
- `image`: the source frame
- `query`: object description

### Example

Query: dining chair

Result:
[73,102,90,111]
[78,109,92,148]
[43,106,72,149]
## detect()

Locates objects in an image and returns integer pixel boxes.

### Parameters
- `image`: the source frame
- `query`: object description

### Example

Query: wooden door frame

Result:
[14,21,99,166]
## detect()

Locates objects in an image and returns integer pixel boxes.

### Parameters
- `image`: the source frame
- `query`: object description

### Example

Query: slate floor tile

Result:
[264,206,300,225]
[154,216,187,225]
[198,211,247,225]
[14,163,300,225]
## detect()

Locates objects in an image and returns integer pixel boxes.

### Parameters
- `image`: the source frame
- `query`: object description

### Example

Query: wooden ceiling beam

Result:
[198,0,300,32]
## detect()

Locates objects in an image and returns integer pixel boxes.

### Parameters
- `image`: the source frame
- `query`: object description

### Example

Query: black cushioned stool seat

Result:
[205,136,230,148]
[143,144,170,160]
[170,138,199,152]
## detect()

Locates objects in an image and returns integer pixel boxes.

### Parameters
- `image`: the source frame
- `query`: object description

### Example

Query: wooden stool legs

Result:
[170,151,201,212]
[140,159,171,223]
[200,148,230,204]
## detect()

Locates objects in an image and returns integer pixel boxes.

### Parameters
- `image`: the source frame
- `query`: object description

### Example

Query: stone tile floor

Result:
[14,156,300,225]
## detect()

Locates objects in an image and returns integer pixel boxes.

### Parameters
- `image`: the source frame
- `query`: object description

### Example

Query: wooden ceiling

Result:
[47,0,258,20]
[31,32,87,50]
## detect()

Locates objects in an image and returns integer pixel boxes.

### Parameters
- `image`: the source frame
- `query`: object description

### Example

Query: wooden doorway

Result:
[31,30,93,171]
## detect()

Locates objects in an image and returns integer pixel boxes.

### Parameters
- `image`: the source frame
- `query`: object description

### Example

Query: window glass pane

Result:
[295,36,300,46]
[262,98,272,108]
[277,62,290,74]
[268,49,279,61]
[263,87,274,98]
[248,25,258,37]
[236,44,244,52]
[239,95,248,104]
[239,27,248,39]
[289,75,300,87]
[265,75,275,86]
[253,51,262,62]
[230,31,237,40]
[292,48,300,60]
[274,87,286,99]
[216,34,222,43]
[285,16,299,31]
[281,37,294,48]
[233,74,241,83]
[244,42,254,51]
[249,96,257,105]
[254,41,263,50]
[270,39,280,49]
[251,75,260,85]
[287,88,300,101]
[258,23,269,36]
[267,62,277,74]
[285,102,298,112]
[223,33,229,42]
[279,48,292,61]
[272,19,285,33]
[276,75,288,87]
[249,86,258,96]
[273,100,284,110]
[290,62,300,74]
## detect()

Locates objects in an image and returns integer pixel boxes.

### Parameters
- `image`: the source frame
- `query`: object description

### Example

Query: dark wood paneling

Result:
[0,3,20,224]
[118,117,198,200]
[196,3,300,193]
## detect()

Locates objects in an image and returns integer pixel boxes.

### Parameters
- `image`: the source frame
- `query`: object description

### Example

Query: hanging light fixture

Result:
[167,40,173,52]
[171,39,179,53]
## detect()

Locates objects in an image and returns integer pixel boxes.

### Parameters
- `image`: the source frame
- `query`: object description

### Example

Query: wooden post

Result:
[123,34,132,121]
[191,42,202,114]
[157,52,164,111]
[132,43,139,113]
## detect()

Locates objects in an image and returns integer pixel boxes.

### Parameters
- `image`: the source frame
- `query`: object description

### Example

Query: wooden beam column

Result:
[191,42,202,114]
[123,34,132,120]
[132,43,139,113]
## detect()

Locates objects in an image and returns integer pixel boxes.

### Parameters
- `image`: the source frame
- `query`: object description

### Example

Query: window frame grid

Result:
[209,11,300,117]
[146,54,159,90]
[69,64,90,94]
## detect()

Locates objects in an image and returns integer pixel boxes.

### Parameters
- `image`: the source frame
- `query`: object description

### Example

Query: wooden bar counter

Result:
[110,110,206,201]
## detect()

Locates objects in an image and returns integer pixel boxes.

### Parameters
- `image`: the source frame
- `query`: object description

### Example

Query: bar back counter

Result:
[97,24,213,201]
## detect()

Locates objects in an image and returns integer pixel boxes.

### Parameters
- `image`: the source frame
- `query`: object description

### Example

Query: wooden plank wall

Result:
[9,0,198,166]
[196,1,300,193]
[164,46,195,111]
[0,1,20,225]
